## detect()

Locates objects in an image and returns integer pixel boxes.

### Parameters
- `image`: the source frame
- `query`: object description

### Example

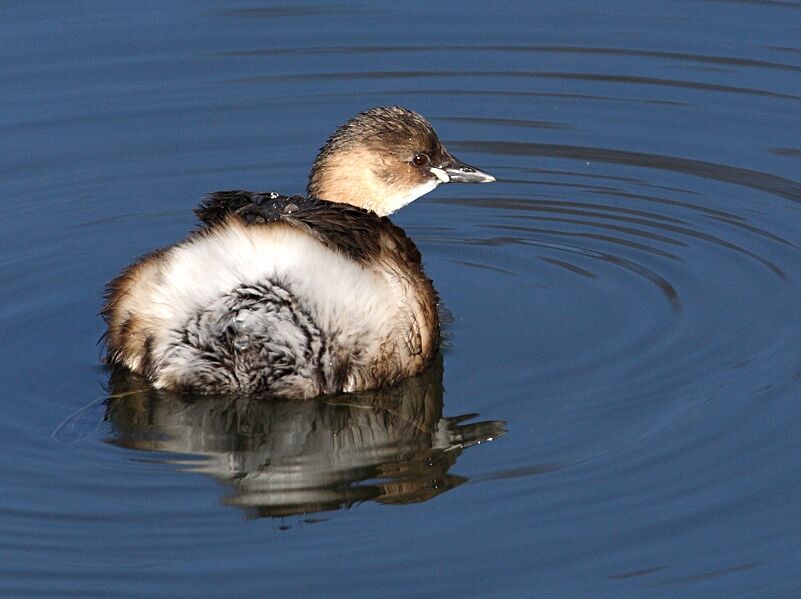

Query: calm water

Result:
[3,1,801,597]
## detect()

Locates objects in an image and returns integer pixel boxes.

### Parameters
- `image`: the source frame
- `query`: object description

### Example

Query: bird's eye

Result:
[412,153,431,167]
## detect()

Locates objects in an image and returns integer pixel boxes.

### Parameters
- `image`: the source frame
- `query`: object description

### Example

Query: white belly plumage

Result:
[111,220,414,397]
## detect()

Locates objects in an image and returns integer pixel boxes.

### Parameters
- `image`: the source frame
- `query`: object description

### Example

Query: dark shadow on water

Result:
[449,140,801,203]
[102,355,506,518]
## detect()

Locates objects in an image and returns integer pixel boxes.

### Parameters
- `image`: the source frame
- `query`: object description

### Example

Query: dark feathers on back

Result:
[195,190,422,264]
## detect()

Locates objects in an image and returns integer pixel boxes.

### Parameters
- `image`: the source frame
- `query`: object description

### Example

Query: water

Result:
[2,1,801,596]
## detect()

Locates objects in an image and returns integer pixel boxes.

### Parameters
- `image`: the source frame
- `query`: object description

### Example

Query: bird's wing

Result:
[195,191,391,262]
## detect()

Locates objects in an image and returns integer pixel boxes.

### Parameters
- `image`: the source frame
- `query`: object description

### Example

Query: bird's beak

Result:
[431,155,495,184]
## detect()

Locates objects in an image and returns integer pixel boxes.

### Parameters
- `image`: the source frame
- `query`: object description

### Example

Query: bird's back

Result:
[103,193,439,398]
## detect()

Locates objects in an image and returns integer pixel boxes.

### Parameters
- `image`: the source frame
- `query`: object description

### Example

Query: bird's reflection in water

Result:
[105,356,506,518]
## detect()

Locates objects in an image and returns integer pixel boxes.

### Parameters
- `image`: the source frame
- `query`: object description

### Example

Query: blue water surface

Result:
[2,1,801,597]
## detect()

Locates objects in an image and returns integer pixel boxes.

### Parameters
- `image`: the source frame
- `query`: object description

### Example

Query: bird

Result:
[102,106,495,399]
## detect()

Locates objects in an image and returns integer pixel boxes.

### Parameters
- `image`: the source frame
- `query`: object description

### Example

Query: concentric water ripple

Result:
[413,135,801,476]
